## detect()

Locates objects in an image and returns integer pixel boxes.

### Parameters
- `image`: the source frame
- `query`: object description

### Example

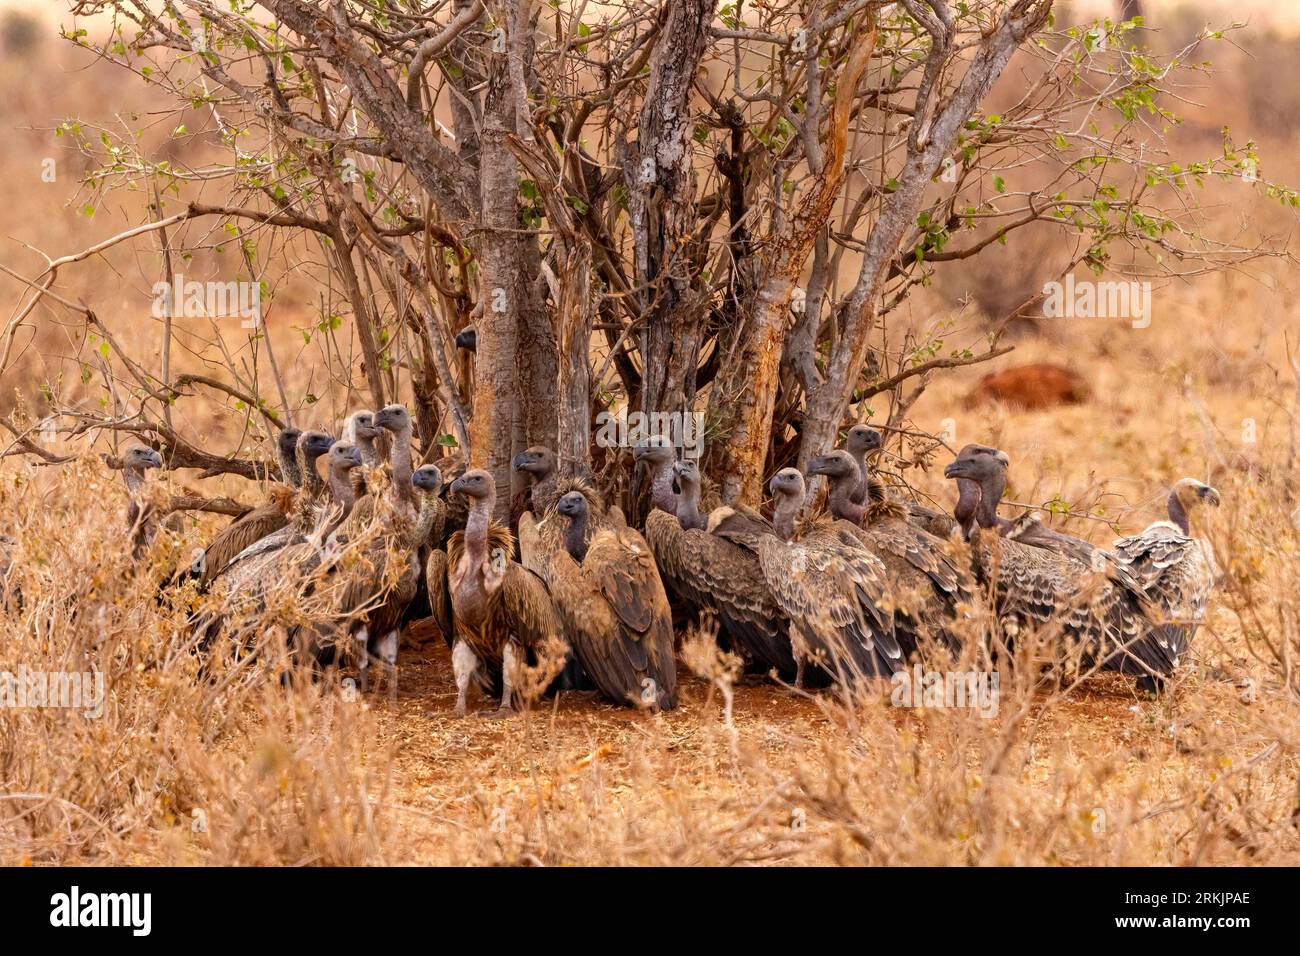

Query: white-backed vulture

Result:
[943,447,1161,686]
[512,445,560,521]
[190,428,332,589]
[758,468,903,684]
[808,447,969,658]
[340,464,446,695]
[643,460,799,681]
[121,443,164,559]
[374,404,415,510]
[343,410,383,467]
[1109,478,1220,689]
[445,469,564,716]
[518,485,677,710]
[633,435,722,514]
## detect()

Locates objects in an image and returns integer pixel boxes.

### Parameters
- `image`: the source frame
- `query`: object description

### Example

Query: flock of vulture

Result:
[109,408,1220,714]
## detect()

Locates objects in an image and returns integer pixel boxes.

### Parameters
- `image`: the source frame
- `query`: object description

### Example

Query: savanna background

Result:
[0,0,1297,865]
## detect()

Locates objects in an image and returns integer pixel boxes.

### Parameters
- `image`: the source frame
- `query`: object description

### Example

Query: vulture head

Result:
[672,459,702,495]
[450,468,495,503]
[556,490,588,519]
[768,467,806,501]
[808,449,859,483]
[454,327,477,352]
[298,430,335,462]
[411,464,444,495]
[374,404,412,435]
[348,410,380,442]
[633,434,676,469]
[944,445,1010,537]
[512,446,556,481]
[845,424,883,457]
[1171,477,1221,510]
[327,441,364,472]
[278,428,303,459]
[122,444,164,473]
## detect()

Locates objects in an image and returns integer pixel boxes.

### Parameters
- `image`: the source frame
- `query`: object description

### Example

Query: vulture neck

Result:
[464,490,495,569]
[648,460,678,514]
[327,463,358,514]
[974,472,1012,535]
[298,445,325,497]
[562,512,589,562]
[954,478,981,539]
[388,426,414,507]
[675,482,707,530]
[278,444,301,487]
[826,475,866,525]
[849,450,869,505]
[405,489,441,549]
[356,435,380,468]
[771,494,803,542]
[1167,490,1191,535]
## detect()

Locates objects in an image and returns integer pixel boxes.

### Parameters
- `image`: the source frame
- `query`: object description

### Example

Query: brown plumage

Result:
[519,487,677,710]
[633,436,721,516]
[761,469,904,683]
[944,447,1157,684]
[446,469,564,716]
[1109,478,1220,685]
[195,485,299,589]
[336,465,446,695]
[809,447,971,659]
[644,460,798,680]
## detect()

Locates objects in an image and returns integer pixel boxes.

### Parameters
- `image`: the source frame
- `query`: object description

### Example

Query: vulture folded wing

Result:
[498,561,564,650]
[644,510,795,676]
[423,549,453,648]
[757,531,901,680]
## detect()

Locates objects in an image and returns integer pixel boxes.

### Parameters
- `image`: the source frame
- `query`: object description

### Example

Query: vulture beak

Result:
[454,327,477,352]
[943,460,970,480]
[807,456,832,476]
[1199,485,1222,507]
[146,450,164,469]
[511,452,529,472]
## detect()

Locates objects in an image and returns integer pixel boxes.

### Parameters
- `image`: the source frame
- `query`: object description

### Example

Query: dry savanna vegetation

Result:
[0,0,1298,866]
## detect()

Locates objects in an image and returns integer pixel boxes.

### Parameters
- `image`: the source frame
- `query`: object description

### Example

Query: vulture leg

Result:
[377,630,399,699]
[484,642,519,719]
[355,625,370,694]
[452,639,478,716]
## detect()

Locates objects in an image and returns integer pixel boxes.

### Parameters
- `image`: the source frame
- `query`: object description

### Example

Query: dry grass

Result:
[1,3,1299,866]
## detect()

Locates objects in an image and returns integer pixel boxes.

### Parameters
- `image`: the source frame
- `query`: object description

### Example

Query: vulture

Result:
[633,435,722,514]
[373,404,415,510]
[759,468,903,684]
[190,429,332,589]
[295,428,337,499]
[443,468,564,716]
[518,482,677,710]
[1109,478,1220,689]
[842,424,955,536]
[808,445,969,658]
[943,446,1164,688]
[512,445,560,520]
[212,441,363,594]
[643,459,800,681]
[343,410,383,467]
[339,464,447,695]
[454,327,477,352]
[120,443,164,559]
[197,442,365,652]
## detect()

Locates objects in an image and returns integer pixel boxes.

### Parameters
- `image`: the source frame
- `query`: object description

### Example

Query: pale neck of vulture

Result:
[278,442,301,488]
[973,469,1014,535]
[297,441,325,496]
[648,458,678,514]
[464,487,495,571]
[825,470,866,525]
[675,478,707,530]
[953,478,982,539]
[1166,489,1191,535]
[405,486,441,549]
[771,492,803,542]
[387,425,414,507]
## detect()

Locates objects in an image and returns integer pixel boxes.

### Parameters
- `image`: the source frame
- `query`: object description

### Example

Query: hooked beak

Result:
[1199,485,1222,508]
[146,450,164,469]
[807,455,834,477]
[511,452,529,472]
[943,460,970,480]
